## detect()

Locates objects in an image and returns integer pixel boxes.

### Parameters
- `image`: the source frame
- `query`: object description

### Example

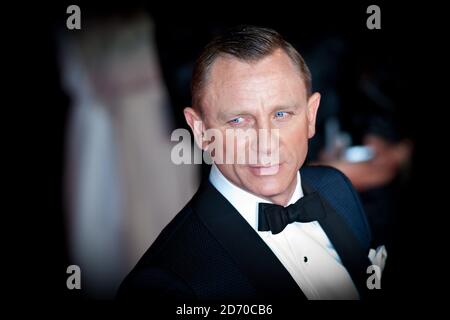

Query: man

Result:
[118,25,384,301]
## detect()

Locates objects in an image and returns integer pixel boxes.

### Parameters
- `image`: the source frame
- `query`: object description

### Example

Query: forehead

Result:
[202,49,307,113]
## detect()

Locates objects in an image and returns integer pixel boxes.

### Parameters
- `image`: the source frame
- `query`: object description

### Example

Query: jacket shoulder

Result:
[301,165,372,250]
[133,198,200,267]
[117,201,200,299]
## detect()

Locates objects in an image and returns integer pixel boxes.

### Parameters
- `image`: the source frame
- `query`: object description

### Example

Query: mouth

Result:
[247,163,281,176]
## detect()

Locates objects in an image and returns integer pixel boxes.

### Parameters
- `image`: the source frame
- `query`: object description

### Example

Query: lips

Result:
[248,164,281,176]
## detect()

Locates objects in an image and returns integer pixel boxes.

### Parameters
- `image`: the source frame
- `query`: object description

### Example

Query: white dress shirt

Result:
[209,164,360,300]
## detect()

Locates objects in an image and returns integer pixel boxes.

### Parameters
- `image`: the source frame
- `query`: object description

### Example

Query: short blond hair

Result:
[191,25,312,113]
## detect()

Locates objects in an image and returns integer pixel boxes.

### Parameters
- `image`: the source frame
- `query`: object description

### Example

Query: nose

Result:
[250,117,280,165]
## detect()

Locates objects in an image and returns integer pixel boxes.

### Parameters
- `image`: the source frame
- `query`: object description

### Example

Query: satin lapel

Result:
[193,181,306,301]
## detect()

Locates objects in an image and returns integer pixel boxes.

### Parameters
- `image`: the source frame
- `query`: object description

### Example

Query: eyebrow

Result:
[218,110,250,120]
[218,104,299,119]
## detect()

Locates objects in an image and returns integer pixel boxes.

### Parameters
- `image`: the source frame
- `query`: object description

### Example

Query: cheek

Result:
[221,130,243,163]
[280,121,310,160]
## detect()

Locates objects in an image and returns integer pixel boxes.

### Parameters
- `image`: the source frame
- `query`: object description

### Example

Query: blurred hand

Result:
[315,134,413,191]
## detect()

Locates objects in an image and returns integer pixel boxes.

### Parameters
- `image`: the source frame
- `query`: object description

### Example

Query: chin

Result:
[251,181,287,198]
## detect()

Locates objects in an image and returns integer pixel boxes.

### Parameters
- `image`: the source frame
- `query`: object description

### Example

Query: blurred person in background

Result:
[304,36,413,251]
[61,11,199,299]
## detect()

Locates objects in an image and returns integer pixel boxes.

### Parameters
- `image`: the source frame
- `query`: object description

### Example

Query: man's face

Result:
[185,49,320,205]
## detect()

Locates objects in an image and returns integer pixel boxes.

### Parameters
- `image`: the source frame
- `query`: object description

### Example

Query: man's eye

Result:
[275,111,288,118]
[228,117,244,124]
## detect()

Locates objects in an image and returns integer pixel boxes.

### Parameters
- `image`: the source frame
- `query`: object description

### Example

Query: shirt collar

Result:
[209,164,304,230]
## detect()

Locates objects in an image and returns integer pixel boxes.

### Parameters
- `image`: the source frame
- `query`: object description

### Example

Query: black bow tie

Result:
[258,192,326,235]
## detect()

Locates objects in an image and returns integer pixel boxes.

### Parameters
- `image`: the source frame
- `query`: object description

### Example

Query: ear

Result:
[306,92,321,139]
[184,107,206,150]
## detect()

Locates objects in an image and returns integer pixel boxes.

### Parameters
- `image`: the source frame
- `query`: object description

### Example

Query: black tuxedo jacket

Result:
[117,166,375,301]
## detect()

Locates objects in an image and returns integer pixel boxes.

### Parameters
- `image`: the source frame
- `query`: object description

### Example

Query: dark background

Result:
[10,0,443,308]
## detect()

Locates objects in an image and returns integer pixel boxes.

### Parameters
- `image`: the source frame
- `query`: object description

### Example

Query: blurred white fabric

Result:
[60,13,199,298]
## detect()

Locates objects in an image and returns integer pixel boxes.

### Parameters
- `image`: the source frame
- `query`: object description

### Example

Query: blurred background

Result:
[36,1,427,300]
